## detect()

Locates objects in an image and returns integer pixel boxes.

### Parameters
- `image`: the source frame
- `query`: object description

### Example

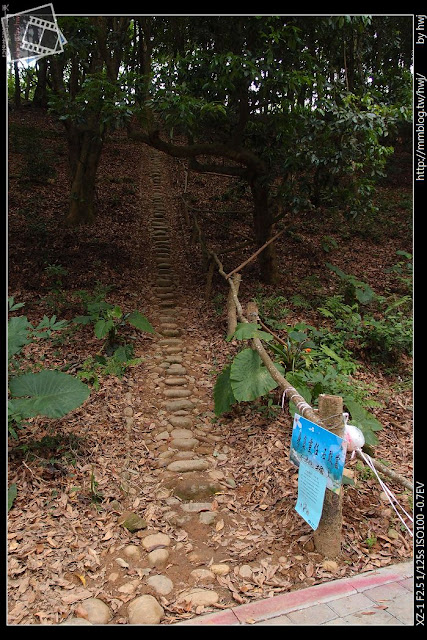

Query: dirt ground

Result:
[7,107,413,625]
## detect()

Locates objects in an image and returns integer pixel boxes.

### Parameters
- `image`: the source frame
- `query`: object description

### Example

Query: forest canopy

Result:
[8,15,413,282]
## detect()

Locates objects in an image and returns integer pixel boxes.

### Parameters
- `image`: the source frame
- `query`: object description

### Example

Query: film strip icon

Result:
[21,15,59,55]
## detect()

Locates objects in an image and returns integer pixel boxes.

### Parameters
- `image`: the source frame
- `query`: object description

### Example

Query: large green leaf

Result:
[213,365,236,416]
[8,316,32,359]
[230,322,273,342]
[230,348,284,402]
[94,318,114,339]
[126,310,155,333]
[9,370,90,419]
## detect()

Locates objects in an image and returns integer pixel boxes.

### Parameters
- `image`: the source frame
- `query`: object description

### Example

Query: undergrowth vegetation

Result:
[213,250,412,449]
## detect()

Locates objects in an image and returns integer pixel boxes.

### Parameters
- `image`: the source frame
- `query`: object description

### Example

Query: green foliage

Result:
[253,293,290,329]
[286,367,382,446]
[230,348,284,402]
[8,484,17,512]
[267,322,317,372]
[73,298,154,352]
[213,331,285,416]
[77,346,142,391]
[386,250,413,294]
[326,263,375,304]
[212,276,393,447]
[9,370,90,420]
[8,300,90,439]
[49,68,133,133]
[321,265,412,363]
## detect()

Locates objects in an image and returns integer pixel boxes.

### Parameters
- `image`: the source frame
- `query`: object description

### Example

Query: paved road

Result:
[175,560,414,626]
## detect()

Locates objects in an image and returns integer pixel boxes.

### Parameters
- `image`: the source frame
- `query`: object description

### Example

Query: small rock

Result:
[123,545,141,562]
[147,574,174,595]
[115,557,129,569]
[164,389,192,398]
[61,617,93,625]
[147,548,169,569]
[239,565,253,579]
[78,598,111,624]
[159,338,182,346]
[177,588,219,607]
[210,563,230,576]
[155,430,170,441]
[171,477,222,501]
[165,377,187,386]
[190,568,215,582]
[173,451,195,460]
[118,512,147,532]
[142,533,171,552]
[199,512,217,525]
[128,594,164,625]
[167,365,187,375]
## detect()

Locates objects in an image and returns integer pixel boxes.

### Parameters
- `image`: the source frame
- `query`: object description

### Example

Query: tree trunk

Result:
[66,127,103,226]
[250,177,279,284]
[33,58,48,107]
[13,62,21,109]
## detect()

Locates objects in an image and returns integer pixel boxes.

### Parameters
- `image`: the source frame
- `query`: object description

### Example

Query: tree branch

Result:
[127,125,266,177]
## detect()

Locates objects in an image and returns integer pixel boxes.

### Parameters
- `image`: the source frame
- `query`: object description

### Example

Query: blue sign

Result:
[290,413,346,493]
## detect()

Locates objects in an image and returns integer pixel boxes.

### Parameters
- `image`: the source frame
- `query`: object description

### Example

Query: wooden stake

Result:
[313,394,345,558]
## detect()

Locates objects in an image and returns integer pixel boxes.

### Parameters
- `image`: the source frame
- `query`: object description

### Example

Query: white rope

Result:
[357,449,413,537]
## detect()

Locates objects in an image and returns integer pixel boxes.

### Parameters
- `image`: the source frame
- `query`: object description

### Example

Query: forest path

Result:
[61,148,266,625]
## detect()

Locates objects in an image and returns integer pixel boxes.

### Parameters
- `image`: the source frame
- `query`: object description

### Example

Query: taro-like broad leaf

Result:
[126,310,155,333]
[213,365,236,416]
[230,348,284,402]
[9,370,90,419]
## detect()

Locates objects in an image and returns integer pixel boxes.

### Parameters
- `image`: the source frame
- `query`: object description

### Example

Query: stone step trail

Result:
[65,151,224,627]
[149,155,215,481]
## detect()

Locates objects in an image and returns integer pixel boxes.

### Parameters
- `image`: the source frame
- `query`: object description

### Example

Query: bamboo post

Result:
[313,394,345,558]
[226,273,241,339]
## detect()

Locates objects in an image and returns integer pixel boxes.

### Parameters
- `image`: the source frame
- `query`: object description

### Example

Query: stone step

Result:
[168,416,193,429]
[167,459,209,473]
[163,399,195,412]
[164,377,187,386]
[170,438,199,450]
[163,388,192,398]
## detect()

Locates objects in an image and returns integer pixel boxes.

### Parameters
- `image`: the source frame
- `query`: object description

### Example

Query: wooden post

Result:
[313,394,345,558]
